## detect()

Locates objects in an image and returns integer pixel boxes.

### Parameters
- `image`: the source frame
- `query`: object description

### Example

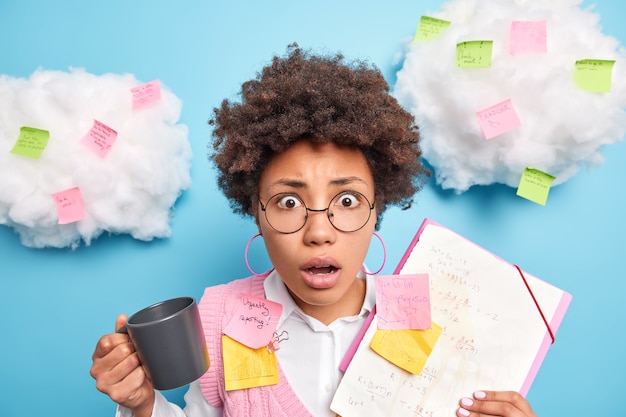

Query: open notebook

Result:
[331,219,572,417]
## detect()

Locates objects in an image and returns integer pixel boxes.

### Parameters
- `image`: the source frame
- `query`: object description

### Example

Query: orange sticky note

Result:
[375,274,431,330]
[80,120,117,158]
[131,79,161,109]
[222,335,279,391]
[223,294,282,349]
[370,322,442,375]
[51,187,86,224]
[476,99,522,140]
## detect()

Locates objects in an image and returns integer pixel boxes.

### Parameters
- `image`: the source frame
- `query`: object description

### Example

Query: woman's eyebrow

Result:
[329,176,368,187]
[267,176,368,191]
[267,178,308,190]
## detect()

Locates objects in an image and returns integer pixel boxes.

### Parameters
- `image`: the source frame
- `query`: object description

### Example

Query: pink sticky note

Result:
[375,274,431,330]
[510,20,547,55]
[223,294,283,349]
[131,79,161,110]
[51,187,86,224]
[476,99,522,140]
[80,120,117,158]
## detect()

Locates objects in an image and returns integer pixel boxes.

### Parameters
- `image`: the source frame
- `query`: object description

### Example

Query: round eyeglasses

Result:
[259,190,375,234]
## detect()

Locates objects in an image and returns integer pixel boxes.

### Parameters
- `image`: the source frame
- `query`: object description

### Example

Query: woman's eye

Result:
[335,193,360,208]
[277,195,302,209]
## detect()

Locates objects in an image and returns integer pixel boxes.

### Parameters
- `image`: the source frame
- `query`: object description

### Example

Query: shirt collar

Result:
[263,268,375,327]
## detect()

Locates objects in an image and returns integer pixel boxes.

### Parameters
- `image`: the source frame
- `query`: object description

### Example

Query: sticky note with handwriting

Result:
[223,294,282,349]
[370,322,442,375]
[51,187,86,224]
[516,167,555,206]
[414,16,451,42]
[476,98,522,140]
[222,335,278,391]
[131,79,161,109]
[456,40,493,68]
[375,274,431,330]
[510,20,547,55]
[80,120,118,158]
[10,127,50,159]
[574,59,615,93]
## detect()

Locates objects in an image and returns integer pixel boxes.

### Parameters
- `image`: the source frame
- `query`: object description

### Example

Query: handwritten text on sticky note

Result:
[574,59,615,93]
[223,294,282,349]
[476,99,522,140]
[370,322,442,375]
[516,168,555,206]
[375,274,431,330]
[414,16,451,42]
[80,120,118,158]
[222,335,279,391]
[510,20,547,55]
[10,127,50,159]
[51,187,86,224]
[456,40,493,68]
[131,79,161,109]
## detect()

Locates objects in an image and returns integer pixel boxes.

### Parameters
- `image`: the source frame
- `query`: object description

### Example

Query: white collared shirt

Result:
[118,269,375,417]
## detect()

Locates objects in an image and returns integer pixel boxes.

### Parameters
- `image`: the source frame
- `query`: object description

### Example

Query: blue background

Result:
[1,1,624,416]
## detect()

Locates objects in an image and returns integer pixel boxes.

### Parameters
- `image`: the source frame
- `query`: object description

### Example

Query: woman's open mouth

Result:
[301,259,341,289]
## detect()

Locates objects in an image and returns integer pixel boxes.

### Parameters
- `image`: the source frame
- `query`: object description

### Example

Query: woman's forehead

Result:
[259,141,374,191]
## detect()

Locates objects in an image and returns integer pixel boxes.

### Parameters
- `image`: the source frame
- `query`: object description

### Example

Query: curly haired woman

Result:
[91,44,537,417]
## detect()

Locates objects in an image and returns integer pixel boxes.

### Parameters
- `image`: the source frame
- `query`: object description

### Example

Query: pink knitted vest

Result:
[197,274,314,417]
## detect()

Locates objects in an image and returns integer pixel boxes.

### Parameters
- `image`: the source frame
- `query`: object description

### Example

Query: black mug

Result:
[119,297,210,390]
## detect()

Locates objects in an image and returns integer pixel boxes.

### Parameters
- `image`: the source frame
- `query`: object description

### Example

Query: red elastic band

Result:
[514,264,555,344]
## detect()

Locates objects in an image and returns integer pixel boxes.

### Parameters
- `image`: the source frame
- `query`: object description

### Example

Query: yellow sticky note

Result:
[370,322,442,375]
[574,59,615,93]
[456,41,493,68]
[414,16,451,42]
[516,167,556,206]
[10,127,50,158]
[222,335,278,391]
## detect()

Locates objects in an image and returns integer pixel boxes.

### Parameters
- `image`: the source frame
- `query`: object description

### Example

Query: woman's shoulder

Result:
[201,274,268,300]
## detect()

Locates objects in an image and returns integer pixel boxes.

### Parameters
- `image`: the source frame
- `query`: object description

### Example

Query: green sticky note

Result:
[516,168,556,206]
[456,40,493,68]
[414,16,451,42]
[10,127,50,158]
[574,59,615,93]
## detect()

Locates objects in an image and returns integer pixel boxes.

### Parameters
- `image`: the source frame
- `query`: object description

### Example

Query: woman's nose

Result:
[302,208,337,245]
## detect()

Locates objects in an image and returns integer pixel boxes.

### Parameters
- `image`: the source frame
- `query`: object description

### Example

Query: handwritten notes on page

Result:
[223,294,282,349]
[476,99,522,140]
[331,219,571,417]
[374,274,431,330]
[10,127,50,158]
[517,168,556,205]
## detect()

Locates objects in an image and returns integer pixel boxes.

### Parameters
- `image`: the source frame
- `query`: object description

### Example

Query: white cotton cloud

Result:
[0,69,192,248]
[393,0,626,193]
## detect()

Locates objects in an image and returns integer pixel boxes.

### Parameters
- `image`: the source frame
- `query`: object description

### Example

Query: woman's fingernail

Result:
[474,391,487,399]
[458,407,470,417]
[461,398,474,407]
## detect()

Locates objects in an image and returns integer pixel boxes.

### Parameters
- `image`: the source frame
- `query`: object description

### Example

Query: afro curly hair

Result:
[209,43,429,227]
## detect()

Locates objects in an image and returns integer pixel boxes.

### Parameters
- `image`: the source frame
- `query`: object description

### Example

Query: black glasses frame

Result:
[258,190,375,234]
